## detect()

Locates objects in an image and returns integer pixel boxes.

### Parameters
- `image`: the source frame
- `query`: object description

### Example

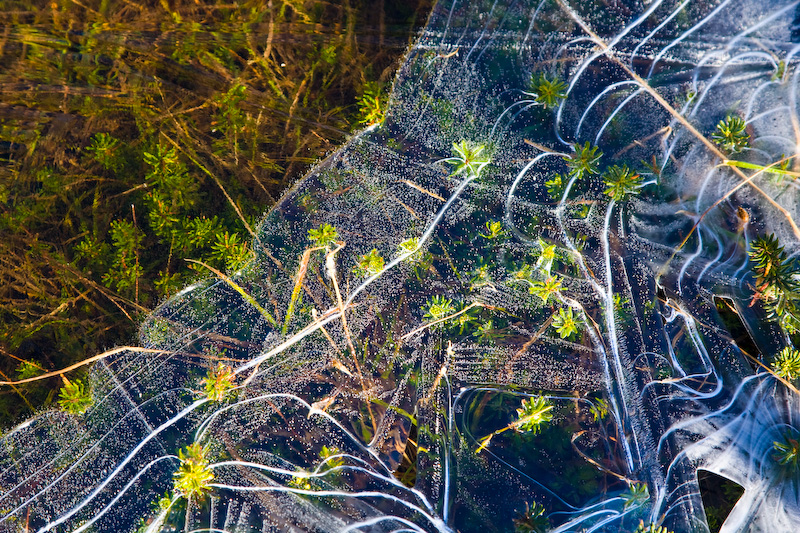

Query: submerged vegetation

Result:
[0,0,432,426]
[3,0,800,531]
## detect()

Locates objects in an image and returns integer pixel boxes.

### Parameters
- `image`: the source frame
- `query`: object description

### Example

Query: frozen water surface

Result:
[3,0,800,531]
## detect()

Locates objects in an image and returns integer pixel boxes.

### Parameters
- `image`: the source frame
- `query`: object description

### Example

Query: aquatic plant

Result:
[513,396,554,434]
[513,501,549,533]
[748,234,800,331]
[354,249,385,277]
[308,223,339,249]
[529,276,564,304]
[711,115,750,153]
[589,398,610,422]
[446,140,491,177]
[529,73,567,109]
[57,379,93,415]
[173,444,214,501]
[771,347,800,381]
[623,483,650,509]
[424,295,456,322]
[565,142,602,180]
[357,81,387,126]
[200,363,236,402]
[603,165,643,202]
[552,307,580,339]
[481,220,507,239]
[634,521,673,533]
[773,430,800,470]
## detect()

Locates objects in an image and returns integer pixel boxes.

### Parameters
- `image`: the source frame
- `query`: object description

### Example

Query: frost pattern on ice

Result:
[2,0,800,531]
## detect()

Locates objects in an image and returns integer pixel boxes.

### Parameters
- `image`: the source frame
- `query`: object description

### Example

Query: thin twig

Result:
[0,346,165,386]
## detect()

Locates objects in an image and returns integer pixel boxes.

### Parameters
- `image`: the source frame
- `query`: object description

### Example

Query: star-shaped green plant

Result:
[513,501,550,533]
[622,483,650,509]
[58,379,93,415]
[446,140,491,178]
[749,234,800,298]
[551,306,580,339]
[773,430,800,471]
[424,295,455,321]
[772,347,800,381]
[711,115,749,153]
[319,445,345,479]
[480,220,506,239]
[354,248,385,277]
[536,239,558,273]
[308,223,339,248]
[565,141,602,180]
[545,173,564,200]
[589,398,610,422]
[201,362,236,402]
[529,275,563,304]
[603,164,643,202]
[529,73,568,109]
[357,81,386,126]
[513,396,554,434]
[397,237,422,262]
[173,443,214,500]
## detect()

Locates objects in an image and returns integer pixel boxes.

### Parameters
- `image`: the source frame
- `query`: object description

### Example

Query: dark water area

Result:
[0,0,433,428]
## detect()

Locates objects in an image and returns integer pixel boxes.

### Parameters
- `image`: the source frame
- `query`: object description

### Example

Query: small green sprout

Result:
[773,430,800,470]
[589,398,610,422]
[480,220,506,239]
[470,263,495,291]
[357,81,386,126]
[354,249,385,277]
[530,73,567,109]
[308,223,339,248]
[58,379,93,415]
[397,237,422,262]
[446,140,491,178]
[529,276,563,304]
[476,320,497,342]
[201,362,235,402]
[773,60,786,82]
[85,132,120,170]
[749,234,799,298]
[513,501,550,533]
[634,521,673,533]
[288,474,313,490]
[16,360,42,380]
[173,443,214,500]
[552,307,580,339]
[424,295,455,321]
[536,239,557,273]
[545,173,564,200]
[565,142,602,180]
[453,301,481,333]
[513,396,554,434]
[603,164,643,202]
[319,445,345,473]
[622,483,650,509]
[772,347,800,381]
[711,115,749,153]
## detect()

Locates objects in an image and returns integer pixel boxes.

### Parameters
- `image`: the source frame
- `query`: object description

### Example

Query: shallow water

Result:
[3,0,800,531]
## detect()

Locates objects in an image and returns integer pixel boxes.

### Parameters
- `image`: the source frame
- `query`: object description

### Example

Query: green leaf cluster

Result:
[513,395,554,434]
[58,379,93,415]
[711,115,749,153]
[529,73,567,109]
[513,501,549,533]
[173,443,215,500]
[749,234,800,332]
